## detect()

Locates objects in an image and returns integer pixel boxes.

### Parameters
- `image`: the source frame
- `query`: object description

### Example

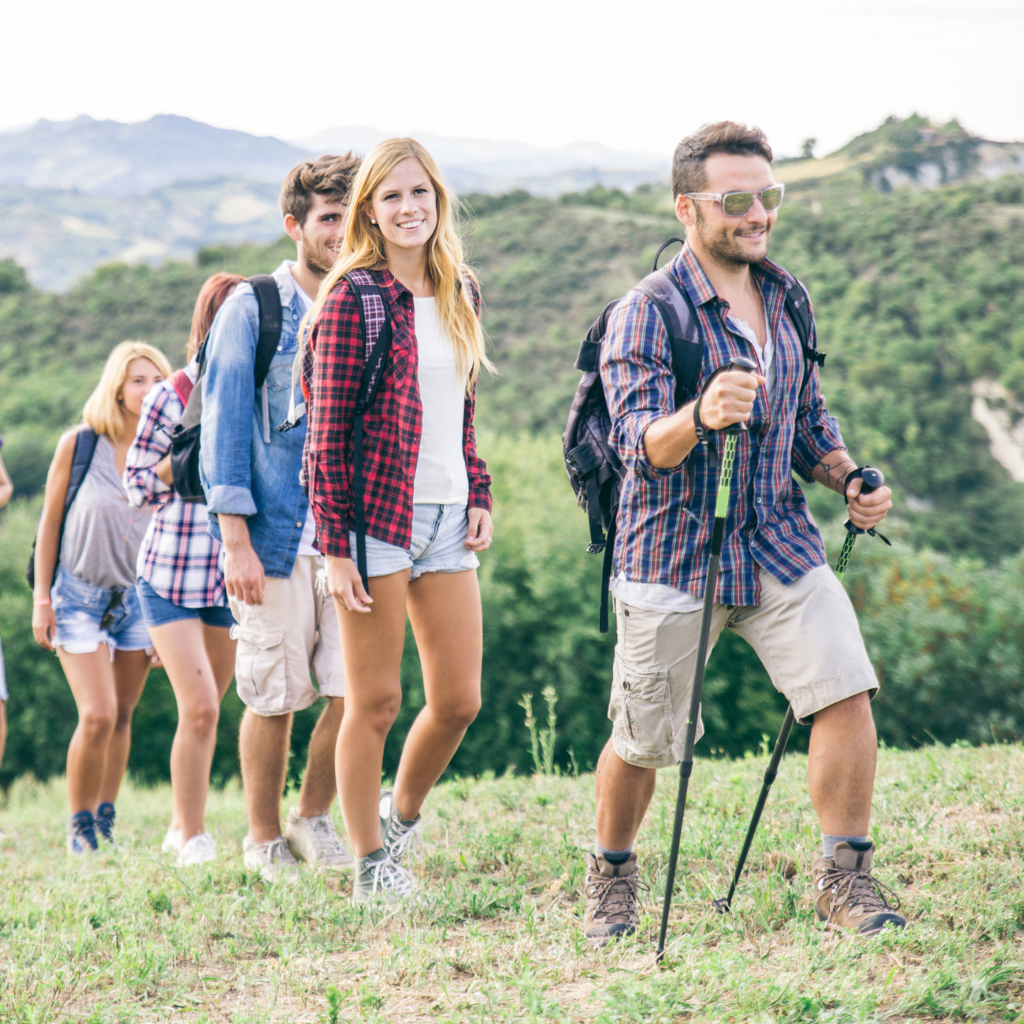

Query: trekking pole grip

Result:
[842,466,884,536]
[721,356,759,434]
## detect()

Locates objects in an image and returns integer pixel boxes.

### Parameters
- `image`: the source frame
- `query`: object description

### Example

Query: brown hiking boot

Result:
[583,852,648,942]
[812,842,906,936]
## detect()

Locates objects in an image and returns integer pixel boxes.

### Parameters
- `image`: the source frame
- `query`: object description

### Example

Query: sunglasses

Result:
[684,184,785,217]
[100,589,124,632]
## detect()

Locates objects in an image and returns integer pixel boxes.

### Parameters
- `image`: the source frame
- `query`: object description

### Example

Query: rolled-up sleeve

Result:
[600,293,684,481]
[124,383,176,508]
[306,283,364,559]
[790,317,847,480]
[200,293,259,516]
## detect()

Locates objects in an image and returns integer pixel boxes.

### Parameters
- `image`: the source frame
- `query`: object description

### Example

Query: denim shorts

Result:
[136,577,236,630]
[51,566,152,657]
[350,504,481,580]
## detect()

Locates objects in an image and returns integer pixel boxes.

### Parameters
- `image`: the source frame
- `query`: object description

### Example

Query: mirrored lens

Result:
[721,192,755,216]
[761,185,784,212]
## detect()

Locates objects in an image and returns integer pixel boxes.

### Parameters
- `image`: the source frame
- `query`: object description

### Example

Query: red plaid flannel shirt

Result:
[304,267,491,559]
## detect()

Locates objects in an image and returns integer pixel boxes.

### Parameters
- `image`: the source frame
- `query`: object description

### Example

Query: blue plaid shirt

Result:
[600,246,846,607]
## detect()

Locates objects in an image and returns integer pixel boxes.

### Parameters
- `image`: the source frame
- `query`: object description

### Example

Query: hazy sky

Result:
[3,0,1021,157]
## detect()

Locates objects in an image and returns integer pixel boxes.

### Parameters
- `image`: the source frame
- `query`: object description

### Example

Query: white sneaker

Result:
[161,826,182,856]
[177,832,217,867]
[284,807,354,871]
[353,852,417,903]
[242,835,301,883]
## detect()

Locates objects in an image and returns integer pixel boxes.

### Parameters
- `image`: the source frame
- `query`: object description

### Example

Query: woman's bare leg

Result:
[61,646,118,813]
[333,570,408,857]
[97,648,150,806]
[393,569,482,820]
[148,621,234,841]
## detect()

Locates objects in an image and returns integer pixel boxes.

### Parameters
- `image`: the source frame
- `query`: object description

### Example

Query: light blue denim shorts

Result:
[51,566,152,657]
[350,503,481,580]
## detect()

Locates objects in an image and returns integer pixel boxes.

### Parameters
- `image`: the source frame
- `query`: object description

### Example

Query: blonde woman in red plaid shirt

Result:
[303,139,493,901]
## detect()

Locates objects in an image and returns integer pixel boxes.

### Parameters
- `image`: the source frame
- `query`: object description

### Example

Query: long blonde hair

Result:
[303,138,494,387]
[82,341,172,442]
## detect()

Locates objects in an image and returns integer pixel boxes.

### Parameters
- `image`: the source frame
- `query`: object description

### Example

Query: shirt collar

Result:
[670,244,788,306]
[271,260,299,310]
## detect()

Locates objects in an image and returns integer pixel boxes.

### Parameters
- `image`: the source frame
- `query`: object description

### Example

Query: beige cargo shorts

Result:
[228,554,344,716]
[609,565,879,769]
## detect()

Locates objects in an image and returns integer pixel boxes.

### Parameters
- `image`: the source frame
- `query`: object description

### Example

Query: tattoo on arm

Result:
[819,458,853,495]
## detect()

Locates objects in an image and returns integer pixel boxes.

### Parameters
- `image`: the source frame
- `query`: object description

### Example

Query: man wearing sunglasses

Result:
[584,121,905,942]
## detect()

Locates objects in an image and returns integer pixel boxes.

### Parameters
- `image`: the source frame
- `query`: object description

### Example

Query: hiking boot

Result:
[242,836,300,884]
[379,790,423,868]
[353,849,416,903]
[812,842,906,936]
[95,803,116,846]
[583,852,648,942]
[177,832,217,867]
[284,807,354,871]
[67,811,99,856]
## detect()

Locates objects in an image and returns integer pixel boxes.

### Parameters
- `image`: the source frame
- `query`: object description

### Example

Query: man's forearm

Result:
[643,400,700,468]
[218,512,255,552]
[811,450,857,496]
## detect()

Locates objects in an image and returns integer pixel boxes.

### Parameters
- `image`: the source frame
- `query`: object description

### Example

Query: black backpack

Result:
[563,239,822,633]
[26,427,99,589]
[170,275,283,502]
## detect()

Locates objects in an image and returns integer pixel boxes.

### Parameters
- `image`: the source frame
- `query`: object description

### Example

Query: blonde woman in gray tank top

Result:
[32,341,171,856]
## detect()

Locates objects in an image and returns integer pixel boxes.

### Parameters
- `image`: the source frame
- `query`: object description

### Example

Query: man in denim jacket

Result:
[201,154,360,881]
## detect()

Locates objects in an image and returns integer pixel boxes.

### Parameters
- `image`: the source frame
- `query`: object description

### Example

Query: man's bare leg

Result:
[239,708,292,843]
[297,696,344,818]
[595,738,658,851]
[807,692,876,836]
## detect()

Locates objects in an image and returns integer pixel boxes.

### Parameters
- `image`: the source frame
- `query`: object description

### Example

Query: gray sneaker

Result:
[379,790,423,867]
[284,808,354,871]
[242,836,300,884]
[353,849,416,903]
[583,852,648,942]
[812,842,906,936]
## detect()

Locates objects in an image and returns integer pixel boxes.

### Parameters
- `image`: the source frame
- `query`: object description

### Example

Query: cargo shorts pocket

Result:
[231,625,288,714]
[608,652,675,766]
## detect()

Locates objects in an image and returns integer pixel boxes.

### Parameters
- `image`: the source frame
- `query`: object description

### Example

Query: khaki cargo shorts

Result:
[609,565,878,769]
[228,554,344,716]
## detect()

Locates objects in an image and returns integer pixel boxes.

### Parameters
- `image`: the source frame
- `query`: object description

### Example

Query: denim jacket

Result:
[200,261,311,579]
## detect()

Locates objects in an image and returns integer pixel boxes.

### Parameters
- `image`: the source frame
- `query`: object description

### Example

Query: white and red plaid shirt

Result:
[124,367,226,608]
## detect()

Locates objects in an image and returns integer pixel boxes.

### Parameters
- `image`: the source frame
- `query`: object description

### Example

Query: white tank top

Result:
[412,297,469,505]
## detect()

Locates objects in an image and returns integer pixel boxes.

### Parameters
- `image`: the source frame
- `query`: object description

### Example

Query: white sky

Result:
[3,0,1022,157]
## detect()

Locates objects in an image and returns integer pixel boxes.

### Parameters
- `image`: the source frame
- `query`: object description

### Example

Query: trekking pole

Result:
[656,356,757,963]
[711,467,887,915]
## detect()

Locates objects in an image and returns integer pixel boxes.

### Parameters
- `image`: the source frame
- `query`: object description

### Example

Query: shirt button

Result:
[296,522,302,528]
[756,497,762,504]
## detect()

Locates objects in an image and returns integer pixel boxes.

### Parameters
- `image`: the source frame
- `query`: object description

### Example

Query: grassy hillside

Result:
[1,743,1022,1022]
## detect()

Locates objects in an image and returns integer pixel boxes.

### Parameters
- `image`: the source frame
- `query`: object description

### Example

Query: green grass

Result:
[1,744,1023,1022]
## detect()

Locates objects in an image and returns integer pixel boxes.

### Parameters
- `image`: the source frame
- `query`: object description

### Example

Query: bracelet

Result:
[693,395,710,445]
[33,598,51,607]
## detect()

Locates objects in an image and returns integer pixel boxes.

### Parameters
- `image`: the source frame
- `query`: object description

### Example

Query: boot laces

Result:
[385,816,424,864]
[587,872,650,924]
[307,815,345,858]
[367,857,415,897]
[819,865,901,921]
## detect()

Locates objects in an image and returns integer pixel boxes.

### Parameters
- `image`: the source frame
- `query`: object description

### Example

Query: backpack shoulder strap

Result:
[170,369,193,408]
[344,269,394,410]
[64,428,98,514]
[247,274,283,389]
[780,271,824,394]
[635,266,703,407]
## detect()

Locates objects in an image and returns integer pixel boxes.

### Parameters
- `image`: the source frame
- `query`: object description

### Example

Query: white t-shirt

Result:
[290,275,320,555]
[412,297,469,505]
[608,315,774,615]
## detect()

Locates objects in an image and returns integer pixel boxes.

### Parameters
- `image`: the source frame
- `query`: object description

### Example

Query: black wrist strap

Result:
[693,395,709,445]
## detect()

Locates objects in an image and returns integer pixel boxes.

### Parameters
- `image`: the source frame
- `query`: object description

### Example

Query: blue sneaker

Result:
[95,803,116,846]
[67,811,99,856]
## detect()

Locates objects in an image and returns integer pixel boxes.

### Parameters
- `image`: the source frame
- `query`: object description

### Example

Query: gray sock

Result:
[822,834,869,859]
[595,843,633,865]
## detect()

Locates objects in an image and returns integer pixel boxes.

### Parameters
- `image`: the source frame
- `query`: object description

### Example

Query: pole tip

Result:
[711,897,731,915]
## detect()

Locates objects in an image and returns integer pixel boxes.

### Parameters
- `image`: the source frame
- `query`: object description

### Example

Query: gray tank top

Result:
[61,435,152,590]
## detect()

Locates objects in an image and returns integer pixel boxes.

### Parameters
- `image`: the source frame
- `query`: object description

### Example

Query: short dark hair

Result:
[279,152,362,225]
[672,122,773,197]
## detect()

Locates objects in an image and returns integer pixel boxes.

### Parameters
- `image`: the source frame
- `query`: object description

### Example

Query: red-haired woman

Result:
[125,273,243,866]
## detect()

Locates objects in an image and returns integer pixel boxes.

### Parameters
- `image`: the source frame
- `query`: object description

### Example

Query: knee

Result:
[433,694,481,733]
[113,704,135,733]
[357,692,402,734]
[79,709,115,746]
[182,700,220,739]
